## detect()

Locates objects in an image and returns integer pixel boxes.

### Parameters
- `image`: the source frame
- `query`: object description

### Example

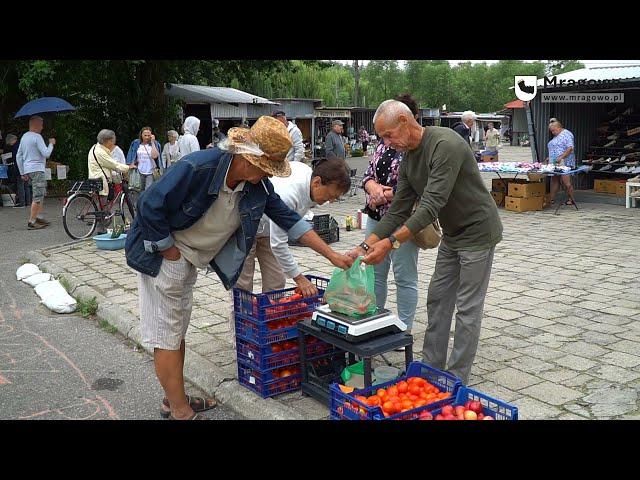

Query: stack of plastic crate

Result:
[233,275,332,398]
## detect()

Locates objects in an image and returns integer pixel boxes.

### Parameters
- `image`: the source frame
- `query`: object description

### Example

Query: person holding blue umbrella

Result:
[15,115,56,230]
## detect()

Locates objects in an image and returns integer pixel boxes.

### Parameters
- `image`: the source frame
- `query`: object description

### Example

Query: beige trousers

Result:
[235,236,287,293]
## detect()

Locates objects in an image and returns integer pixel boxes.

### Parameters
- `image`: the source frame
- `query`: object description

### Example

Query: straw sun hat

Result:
[222,116,292,177]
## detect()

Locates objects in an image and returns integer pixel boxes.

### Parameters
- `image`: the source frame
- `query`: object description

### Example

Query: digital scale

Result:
[311,304,407,343]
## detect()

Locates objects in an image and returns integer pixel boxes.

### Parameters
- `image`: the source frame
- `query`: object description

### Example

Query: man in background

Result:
[325,119,346,160]
[16,115,55,229]
[272,111,305,162]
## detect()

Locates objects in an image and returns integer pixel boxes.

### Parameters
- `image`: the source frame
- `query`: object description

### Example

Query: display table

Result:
[296,318,413,406]
[479,163,589,213]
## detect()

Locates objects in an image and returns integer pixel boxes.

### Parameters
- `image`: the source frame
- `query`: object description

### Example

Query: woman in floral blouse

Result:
[358,126,370,154]
[361,93,421,337]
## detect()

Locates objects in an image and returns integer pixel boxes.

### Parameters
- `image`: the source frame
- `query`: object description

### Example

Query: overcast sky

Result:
[334,60,640,69]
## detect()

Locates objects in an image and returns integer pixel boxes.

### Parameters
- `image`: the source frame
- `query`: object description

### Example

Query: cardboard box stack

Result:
[505,179,545,213]
[491,178,508,207]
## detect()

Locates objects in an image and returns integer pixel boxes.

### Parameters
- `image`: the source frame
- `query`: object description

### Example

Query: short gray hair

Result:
[373,99,414,124]
[97,129,116,144]
[549,120,563,129]
[167,130,178,139]
[461,111,477,122]
[5,133,17,143]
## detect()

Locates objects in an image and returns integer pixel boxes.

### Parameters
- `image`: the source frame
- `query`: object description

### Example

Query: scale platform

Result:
[311,304,407,343]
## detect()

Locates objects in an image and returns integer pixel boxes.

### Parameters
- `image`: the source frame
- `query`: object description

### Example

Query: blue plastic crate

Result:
[236,335,337,370]
[429,386,518,420]
[330,361,462,421]
[234,316,300,345]
[232,275,329,324]
[237,360,301,398]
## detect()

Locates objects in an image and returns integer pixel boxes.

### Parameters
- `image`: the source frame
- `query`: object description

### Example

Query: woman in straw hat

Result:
[125,116,354,420]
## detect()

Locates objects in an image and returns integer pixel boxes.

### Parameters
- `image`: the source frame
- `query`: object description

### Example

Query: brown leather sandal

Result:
[160,395,218,419]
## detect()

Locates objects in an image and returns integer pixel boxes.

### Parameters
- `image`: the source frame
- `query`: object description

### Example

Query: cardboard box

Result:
[505,196,543,213]
[491,191,505,206]
[594,179,621,194]
[482,154,498,162]
[615,181,627,197]
[594,179,611,194]
[508,180,546,198]
[543,193,552,208]
[491,178,510,192]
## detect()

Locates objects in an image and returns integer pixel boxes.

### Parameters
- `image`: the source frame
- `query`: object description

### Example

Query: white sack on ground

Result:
[16,263,41,280]
[22,272,53,287]
[34,280,78,314]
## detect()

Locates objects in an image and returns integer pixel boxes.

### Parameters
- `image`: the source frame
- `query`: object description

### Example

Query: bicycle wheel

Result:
[120,191,136,227]
[63,194,99,240]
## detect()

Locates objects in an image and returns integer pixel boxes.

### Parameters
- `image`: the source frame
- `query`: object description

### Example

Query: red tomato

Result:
[382,401,395,414]
[397,381,409,394]
[279,369,293,377]
[376,389,387,399]
[271,344,282,353]
[387,386,399,397]
[408,385,421,396]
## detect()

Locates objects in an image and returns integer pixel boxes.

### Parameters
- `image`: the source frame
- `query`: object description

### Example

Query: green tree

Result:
[545,60,585,76]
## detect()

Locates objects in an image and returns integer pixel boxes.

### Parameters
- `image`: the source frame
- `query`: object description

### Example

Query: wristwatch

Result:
[359,241,370,253]
[388,234,401,249]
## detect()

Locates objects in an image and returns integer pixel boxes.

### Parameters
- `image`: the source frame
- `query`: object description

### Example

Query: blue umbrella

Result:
[14,97,76,118]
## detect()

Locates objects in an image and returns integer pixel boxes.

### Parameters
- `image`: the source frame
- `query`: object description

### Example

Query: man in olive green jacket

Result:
[349,100,503,384]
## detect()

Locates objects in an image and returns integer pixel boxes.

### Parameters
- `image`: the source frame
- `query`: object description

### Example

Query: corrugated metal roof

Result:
[165,83,277,105]
[539,65,640,86]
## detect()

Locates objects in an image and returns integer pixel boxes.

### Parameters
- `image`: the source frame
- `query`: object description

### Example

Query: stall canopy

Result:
[165,83,278,105]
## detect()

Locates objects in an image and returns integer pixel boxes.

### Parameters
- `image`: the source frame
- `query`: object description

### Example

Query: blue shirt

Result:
[125,148,312,289]
[548,129,575,167]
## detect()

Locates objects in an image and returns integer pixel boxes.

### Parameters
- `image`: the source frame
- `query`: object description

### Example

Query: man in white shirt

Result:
[236,157,352,296]
[15,116,55,230]
[272,111,306,162]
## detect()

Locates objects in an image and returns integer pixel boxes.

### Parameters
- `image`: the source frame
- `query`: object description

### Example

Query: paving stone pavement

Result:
[29,159,640,420]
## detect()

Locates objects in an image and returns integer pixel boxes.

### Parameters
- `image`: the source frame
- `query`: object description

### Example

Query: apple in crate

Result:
[441,405,454,416]
[463,410,478,420]
[468,400,483,414]
[418,411,433,421]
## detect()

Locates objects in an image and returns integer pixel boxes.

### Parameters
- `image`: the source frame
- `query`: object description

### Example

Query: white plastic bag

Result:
[16,263,41,280]
[22,272,53,287]
[34,280,78,314]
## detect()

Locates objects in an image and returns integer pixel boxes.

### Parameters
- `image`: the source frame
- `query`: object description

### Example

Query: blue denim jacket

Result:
[126,139,162,167]
[124,148,313,289]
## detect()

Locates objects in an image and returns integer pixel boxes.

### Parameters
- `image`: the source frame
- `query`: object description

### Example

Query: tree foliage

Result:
[0,59,578,180]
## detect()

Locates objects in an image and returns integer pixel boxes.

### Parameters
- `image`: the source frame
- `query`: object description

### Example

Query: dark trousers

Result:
[16,177,32,206]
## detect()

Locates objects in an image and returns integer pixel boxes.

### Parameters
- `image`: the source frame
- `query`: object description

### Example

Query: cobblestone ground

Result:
[38,151,640,419]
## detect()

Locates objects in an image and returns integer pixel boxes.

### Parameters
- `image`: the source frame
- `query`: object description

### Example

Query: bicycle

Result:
[62,175,139,240]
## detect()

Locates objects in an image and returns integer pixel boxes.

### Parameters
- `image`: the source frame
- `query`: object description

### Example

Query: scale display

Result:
[311,304,407,342]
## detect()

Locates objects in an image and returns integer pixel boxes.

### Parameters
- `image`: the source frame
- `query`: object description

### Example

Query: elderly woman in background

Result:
[161,130,180,172]
[546,120,576,205]
[361,93,421,342]
[88,129,137,231]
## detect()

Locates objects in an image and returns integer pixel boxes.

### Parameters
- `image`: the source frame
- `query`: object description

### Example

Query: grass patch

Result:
[58,275,71,293]
[77,296,98,318]
[18,257,30,265]
[98,319,118,334]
